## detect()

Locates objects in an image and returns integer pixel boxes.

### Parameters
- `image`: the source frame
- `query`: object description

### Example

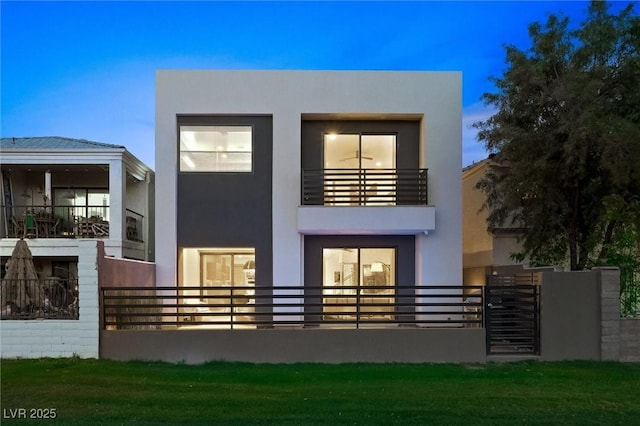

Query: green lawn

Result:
[1,358,639,425]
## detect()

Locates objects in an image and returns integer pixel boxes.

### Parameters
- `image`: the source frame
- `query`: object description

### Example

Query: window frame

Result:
[198,251,255,301]
[178,124,255,173]
[53,187,110,221]
[322,132,398,171]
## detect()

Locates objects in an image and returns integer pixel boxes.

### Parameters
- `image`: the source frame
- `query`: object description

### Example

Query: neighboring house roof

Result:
[462,158,490,179]
[0,136,125,151]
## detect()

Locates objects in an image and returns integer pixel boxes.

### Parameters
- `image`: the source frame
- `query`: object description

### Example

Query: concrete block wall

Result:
[620,319,640,362]
[597,267,621,361]
[0,240,100,359]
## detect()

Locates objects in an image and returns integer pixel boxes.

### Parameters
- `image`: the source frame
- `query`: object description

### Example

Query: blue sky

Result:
[0,1,626,168]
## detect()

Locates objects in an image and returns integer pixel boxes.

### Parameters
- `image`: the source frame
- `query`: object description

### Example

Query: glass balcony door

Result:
[322,247,396,321]
[323,134,396,205]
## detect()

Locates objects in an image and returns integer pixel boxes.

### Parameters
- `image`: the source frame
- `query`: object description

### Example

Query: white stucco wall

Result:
[0,240,100,359]
[156,70,462,287]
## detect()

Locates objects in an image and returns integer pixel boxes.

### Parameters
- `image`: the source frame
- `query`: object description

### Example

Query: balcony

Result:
[302,168,428,206]
[0,158,152,261]
[2,204,110,239]
[1,204,144,242]
[299,169,434,235]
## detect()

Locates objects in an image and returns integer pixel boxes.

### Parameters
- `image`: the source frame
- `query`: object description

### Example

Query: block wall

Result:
[620,319,640,362]
[598,267,621,361]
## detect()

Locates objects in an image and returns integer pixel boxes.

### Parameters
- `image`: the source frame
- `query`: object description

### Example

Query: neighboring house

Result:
[0,137,154,358]
[462,157,529,285]
[155,70,462,325]
[0,137,155,271]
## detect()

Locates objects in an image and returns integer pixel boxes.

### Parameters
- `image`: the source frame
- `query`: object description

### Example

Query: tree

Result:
[474,1,640,271]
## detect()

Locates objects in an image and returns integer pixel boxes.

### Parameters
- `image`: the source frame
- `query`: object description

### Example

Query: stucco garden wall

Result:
[97,241,155,288]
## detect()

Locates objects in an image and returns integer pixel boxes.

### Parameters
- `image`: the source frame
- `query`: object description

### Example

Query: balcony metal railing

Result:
[302,168,428,206]
[101,285,483,329]
[1,279,79,320]
[1,204,111,239]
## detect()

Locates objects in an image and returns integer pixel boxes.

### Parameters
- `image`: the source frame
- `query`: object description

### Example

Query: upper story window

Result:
[179,125,252,172]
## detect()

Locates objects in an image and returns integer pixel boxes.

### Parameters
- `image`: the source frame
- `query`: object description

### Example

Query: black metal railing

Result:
[1,279,79,320]
[302,168,428,206]
[101,285,483,329]
[125,209,144,243]
[1,204,110,238]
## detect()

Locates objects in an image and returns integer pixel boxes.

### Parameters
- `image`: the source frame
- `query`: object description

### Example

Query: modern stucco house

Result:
[155,70,462,327]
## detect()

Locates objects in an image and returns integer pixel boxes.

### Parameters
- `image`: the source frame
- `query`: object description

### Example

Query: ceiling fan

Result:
[340,150,373,161]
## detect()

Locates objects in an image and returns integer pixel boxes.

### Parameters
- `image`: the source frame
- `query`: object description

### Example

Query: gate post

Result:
[596,267,621,361]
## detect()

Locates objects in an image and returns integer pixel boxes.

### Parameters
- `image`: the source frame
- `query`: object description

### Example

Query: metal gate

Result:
[485,284,540,355]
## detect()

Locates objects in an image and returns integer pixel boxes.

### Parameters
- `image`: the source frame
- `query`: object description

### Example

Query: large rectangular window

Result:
[179,125,252,172]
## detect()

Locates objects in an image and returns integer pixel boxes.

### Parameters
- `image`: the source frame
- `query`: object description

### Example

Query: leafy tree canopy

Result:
[474,1,640,270]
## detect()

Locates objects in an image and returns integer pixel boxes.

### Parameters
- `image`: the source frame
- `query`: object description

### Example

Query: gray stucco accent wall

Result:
[176,115,273,285]
[540,271,600,360]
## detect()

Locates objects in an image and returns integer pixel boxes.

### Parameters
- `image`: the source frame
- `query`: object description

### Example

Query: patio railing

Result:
[0,278,79,320]
[101,285,483,329]
[2,204,110,239]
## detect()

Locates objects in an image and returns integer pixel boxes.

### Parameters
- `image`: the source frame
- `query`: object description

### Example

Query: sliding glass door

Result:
[323,134,396,205]
[178,247,255,327]
[322,247,396,321]
[200,251,255,317]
